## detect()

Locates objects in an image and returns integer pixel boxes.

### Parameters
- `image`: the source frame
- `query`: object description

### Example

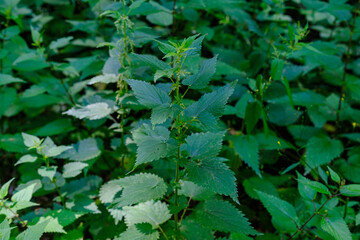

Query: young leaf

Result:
[131,53,170,71]
[182,56,217,89]
[195,199,257,235]
[232,135,260,176]
[122,200,171,228]
[327,166,341,184]
[186,157,238,203]
[22,133,41,148]
[0,178,15,199]
[244,101,262,134]
[306,135,343,168]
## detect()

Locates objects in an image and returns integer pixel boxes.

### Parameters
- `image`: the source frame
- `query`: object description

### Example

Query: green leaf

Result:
[180,219,214,240]
[270,58,284,81]
[126,79,171,108]
[232,135,260,176]
[12,183,37,202]
[155,40,176,55]
[306,135,343,168]
[131,53,170,71]
[116,226,159,240]
[186,34,206,56]
[186,157,238,203]
[146,12,172,26]
[256,191,298,232]
[244,101,262,134]
[184,82,235,128]
[327,166,341,184]
[59,138,102,161]
[0,217,11,240]
[88,74,118,85]
[181,131,224,160]
[0,87,17,118]
[36,216,66,233]
[49,36,73,50]
[340,184,360,197]
[39,137,72,157]
[183,56,217,89]
[129,0,146,9]
[321,215,352,240]
[22,133,41,148]
[15,220,49,240]
[38,166,57,181]
[297,173,331,195]
[63,162,88,178]
[154,68,175,82]
[0,73,25,85]
[132,124,176,166]
[63,102,114,120]
[0,178,14,199]
[195,199,257,235]
[178,180,215,200]
[122,200,171,228]
[100,173,167,208]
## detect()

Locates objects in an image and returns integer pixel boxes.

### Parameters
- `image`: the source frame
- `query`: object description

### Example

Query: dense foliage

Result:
[1,0,360,239]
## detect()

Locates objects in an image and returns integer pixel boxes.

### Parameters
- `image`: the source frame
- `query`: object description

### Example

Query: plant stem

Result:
[0,201,27,227]
[179,197,192,224]
[60,78,76,106]
[336,0,359,127]
[287,197,331,240]
[158,225,170,240]
[343,197,349,219]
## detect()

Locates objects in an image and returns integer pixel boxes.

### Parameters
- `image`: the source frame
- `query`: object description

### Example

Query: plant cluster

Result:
[1,0,360,239]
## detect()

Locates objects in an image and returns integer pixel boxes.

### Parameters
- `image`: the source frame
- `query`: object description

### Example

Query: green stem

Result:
[158,225,169,240]
[0,201,27,227]
[179,197,192,224]
[53,181,66,208]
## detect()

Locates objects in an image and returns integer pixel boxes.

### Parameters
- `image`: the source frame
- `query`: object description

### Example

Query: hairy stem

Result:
[0,201,27,227]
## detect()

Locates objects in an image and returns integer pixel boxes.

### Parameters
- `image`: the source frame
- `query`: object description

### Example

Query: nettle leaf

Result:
[63,162,88,178]
[88,74,118,85]
[340,184,360,197]
[232,135,260,176]
[184,82,235,128]
[327,166,341,184]
[100,173,167,207]
[36,216,66,233]
[186,157,238,203]
[15,154,38,166]
[186,34,205,56]
[63,102,115,120]
[49,36,74,50]
[306,135,343,168]
[244,101,262,134]
[297,173,331,195]
[181,131,224,160]
[256,191,299,232]
[0,217,11,240]
[0,178,14,199]
[126,79,171,108]
[0,73,25,85]
[116,226,159,240]
[156,40,176,55]
[178,180,215,200]
[39,137,72,158]
[22,133,41,148]
[122,200,171,228]
[132,124,176,166]
[154,68,175,82]
[38,166,57,181]
[12,183,37,202]
[195,199,257,235]
[321,214,352,240]
[0,87,17,118]
[15,220,49,240]
[59,138,102,161]
[131,53,170,71]
[183,56,217,89]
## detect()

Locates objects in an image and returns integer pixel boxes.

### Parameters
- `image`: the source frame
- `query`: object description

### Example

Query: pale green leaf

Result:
[116,226,159,240]
[0,178,14,199]
[15,154,38,166]
[12,183,37,202]
[178,180,215,200]
[63,102,114,120]
[59,138,102,161]
[122,200,171,228]
[63,162,88,178]
[38,166,57,181]
[88,74,118,85]
[22,133,41,148]
[15,220,49,240]
[0,73,25,85]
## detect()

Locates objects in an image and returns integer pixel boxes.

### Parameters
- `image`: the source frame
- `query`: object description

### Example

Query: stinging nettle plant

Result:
[99,35,258,239]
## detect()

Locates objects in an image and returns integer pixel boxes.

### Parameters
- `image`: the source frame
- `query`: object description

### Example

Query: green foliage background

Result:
[1,0,360,239]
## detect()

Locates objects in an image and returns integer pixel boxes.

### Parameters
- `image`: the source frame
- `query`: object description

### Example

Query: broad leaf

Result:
[321,214,352,240]
[232,135,260,176]
[183,56,217,89]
